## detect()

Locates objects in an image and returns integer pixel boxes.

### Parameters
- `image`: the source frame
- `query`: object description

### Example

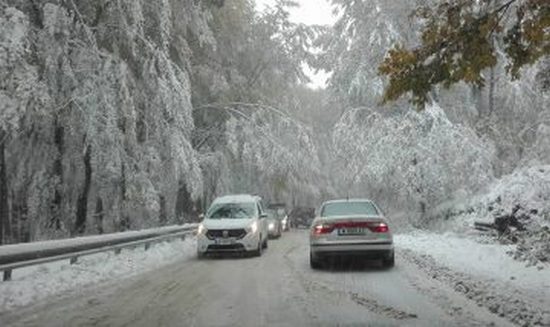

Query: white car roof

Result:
[212,194,260,204]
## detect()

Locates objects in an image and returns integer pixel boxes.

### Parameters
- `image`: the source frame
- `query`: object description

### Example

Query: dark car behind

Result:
[289,207,315,229]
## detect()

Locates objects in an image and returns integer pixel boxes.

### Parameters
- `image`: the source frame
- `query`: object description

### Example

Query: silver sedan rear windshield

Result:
[321,201,378,217]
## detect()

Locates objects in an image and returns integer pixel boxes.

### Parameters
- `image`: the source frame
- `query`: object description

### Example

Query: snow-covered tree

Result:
[331,104,495,221]
[0,0,214,242]
[316,0,423,107]
[196,103,326,210]
[190,0,327,210]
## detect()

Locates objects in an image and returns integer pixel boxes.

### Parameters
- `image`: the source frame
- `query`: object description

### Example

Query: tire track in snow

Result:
[282,244,418,321]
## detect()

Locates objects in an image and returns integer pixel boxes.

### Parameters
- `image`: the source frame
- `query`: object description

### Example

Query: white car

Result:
[197,195,269,257]
[266,208,283,238]
[309,199,394,269]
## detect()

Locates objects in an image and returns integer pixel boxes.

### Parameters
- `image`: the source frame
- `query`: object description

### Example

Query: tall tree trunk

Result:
[488,15,496,117]
[119,163,130,231]
[176,183,200,223]
[0,131,9,244]
[51,118,64,230]
[74,144,91,235]
[472,85,484,118]
[488,65,495,116]
[12,193,28,243]
[159,194,167,225]
[94,197,104,234]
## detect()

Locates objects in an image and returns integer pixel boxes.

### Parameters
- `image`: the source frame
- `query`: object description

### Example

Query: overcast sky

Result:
[255,0,336,88]
[255,0,336,26]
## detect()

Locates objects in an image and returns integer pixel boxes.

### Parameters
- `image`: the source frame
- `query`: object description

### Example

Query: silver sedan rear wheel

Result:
[382,251,395,268]
[310,251,323,269]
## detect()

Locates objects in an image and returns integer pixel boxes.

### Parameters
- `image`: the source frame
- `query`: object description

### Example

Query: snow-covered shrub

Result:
[511,227,550,267]
[450,166,550,227]
[427,166,550,266]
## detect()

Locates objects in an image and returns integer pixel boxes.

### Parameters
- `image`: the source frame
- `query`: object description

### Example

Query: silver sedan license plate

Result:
[338,227,366,235]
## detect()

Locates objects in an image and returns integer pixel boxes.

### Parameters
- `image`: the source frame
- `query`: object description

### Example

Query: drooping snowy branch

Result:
[331,104,495,218]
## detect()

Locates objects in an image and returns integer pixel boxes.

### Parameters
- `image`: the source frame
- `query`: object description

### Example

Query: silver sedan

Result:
[309,199,394,269]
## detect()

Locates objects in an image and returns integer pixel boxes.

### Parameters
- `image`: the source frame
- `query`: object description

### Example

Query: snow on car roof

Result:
[322,198,373,205]
[213,194,260,204]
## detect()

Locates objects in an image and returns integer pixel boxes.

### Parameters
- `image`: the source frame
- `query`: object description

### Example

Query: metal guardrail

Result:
[0,225,198,281]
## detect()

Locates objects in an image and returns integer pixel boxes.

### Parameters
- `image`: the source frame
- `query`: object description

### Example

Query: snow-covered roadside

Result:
[0,237,196,313]
[396,232,550,296]
[396,231,550,326]
[420,165,550,267]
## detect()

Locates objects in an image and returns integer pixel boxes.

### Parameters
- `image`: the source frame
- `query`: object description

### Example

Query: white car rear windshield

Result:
[321,202,378,217]
[206,202,257,219]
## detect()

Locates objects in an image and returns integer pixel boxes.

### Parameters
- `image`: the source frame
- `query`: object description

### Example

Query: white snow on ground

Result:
[0,237,196,313]
[396,231,550,326]
[396,231,550,302]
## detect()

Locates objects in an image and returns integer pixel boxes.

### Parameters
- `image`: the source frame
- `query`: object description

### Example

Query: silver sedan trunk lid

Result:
[313,215,391,242]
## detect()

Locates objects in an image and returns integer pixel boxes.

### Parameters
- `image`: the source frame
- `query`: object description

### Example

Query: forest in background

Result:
[0,0,548,243]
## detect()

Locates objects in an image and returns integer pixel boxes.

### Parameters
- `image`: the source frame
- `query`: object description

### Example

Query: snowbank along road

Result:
[1,230,549,327]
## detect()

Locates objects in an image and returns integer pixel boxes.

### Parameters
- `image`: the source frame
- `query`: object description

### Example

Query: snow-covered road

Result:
[1,231,548,326]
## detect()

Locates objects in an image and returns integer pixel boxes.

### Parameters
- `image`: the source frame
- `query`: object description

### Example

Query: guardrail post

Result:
[70,257,78,264]
[144,242,150,251]
[114,248,121,255]
[3,269,12,281]
[181,234,186,241]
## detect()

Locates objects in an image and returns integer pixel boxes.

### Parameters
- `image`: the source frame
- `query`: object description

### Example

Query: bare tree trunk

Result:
[50,118,64,230]
[176,183,200,223]
[74,144,91,235]
[176,183,186,222]
[11,192,29,244]
[488,64,496,116]
[0,131,9,244]
[472,85,484,118]
[119,163,130,231]
[159,194,167,225]
[95,197,104,234]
